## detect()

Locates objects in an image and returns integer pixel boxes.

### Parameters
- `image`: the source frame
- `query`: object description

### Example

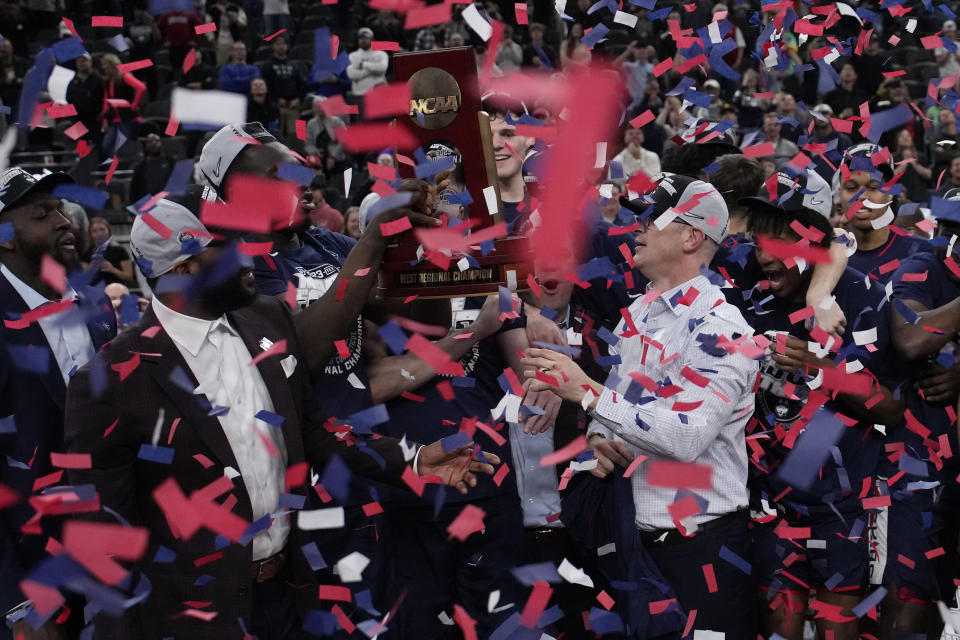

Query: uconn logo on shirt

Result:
[756,357,809,426]
[291,263,363,375]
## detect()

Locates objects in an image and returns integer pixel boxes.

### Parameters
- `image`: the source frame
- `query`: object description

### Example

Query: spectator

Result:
[346,27,388,107]
[83,216,135,287]
[495,24,523,75]
[258,34,305,138]
[66,53,104,147]
[824,62,869,118]
[522,22,559,70]
[656,95,687,139]
[617,42,656,112]
[99,53,147,159]
[930,108,960,178]
[343,205,361,239]
[304,96,346,165]
[773,91,808,143]
[413,25,442,51]
[246,77,280,133]
[0,36,28,122]
[179,49,216,90]
[939,152,960,194]
[853,33,884,95]
[696,79,724,120]
[130,133,175,202]
[125,10,162,99]
[364,10,403,45]
[756,108,800,170]
[610,127,661,180]
[732,67,767,131]
[104,282,144,329]
[808,103,851,182]
[598,182,626,223]
[308,188,344,232]
[892,127,933,204]
[262,0,291,35]
[937,46,960,78]
[219,41,260,94]
[157,6,202,72]
[208,1,249,65]
[560,22,591,69]
[711,3,744,76]
[707,153,766,235]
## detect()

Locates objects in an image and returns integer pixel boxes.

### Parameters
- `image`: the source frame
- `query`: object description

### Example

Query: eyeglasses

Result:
[637,215,692,231]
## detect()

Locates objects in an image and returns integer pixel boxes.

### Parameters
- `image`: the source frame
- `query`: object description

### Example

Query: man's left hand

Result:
[522,347,597,404]
[916,363,960,404]
[418,442,500,495]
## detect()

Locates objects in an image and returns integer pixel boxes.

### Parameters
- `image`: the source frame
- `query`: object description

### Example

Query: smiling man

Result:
[523,175,761,637]
[487,106,533,235]
[0,167,116,639]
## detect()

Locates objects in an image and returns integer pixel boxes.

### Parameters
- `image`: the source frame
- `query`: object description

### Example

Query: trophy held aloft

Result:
[377,47,533,298]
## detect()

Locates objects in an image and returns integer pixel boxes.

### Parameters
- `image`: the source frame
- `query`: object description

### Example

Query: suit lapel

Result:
[137,307,243,474]
[0,274,67,410]
[228,306,305,467]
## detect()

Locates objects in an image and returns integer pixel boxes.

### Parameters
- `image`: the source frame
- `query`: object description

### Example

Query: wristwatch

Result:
[4,600,31,629]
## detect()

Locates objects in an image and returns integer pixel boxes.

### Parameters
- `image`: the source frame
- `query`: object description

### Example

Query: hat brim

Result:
[619,194,653,217]
[738,194,802,214]
[3,172,74,213]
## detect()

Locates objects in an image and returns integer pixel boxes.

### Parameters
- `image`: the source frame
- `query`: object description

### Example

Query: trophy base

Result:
[377,236,533,298]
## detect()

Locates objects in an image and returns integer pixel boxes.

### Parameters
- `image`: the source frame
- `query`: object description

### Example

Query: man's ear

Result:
[170,259,194,275]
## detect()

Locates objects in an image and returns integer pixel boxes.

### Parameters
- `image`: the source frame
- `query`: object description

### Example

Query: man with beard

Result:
[0,168,116,639]
[62,185,500,640]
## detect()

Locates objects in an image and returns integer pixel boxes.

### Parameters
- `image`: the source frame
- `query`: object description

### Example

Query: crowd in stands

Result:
[8,0,960,639]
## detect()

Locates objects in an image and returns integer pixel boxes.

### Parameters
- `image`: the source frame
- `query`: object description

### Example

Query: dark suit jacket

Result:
[0,273,115,630]
[65,295,408,640]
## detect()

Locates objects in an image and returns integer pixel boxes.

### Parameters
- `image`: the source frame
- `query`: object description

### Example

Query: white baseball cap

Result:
[129,186,218,278]
[197,122,277,192]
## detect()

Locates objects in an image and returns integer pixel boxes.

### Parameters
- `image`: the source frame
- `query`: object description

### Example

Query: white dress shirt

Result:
[588,275,757,531]
[1,264,95,385]
[153,298,289,561]
[611,146,661,180]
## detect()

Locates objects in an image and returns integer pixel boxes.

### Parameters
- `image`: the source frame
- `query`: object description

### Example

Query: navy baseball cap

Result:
[0,167,74,215]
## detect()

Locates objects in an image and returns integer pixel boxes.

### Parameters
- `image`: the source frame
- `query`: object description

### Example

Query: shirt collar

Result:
[1,264,79,310]
[646,274,711,317]
[152,297,238,357]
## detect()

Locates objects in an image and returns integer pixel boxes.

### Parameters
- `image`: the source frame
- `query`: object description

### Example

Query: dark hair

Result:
[662,142,742,178]
[482,93,527,121]
[709,154,765,211]
[746,205,833,248]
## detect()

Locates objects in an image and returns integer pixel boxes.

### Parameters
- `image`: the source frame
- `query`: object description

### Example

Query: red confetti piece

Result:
[364,83,412,119]
[318,585,353,602]
[117,59,153,74]
[46,103,77,118]
[629,110,655,129]
[334,339,350,359]
[492,463,510,486]
[264,29,287,41]
[193,551,223,567]
[164,117,179,136]
[539,435,587,467]
[104,155,118,186]
[379,216,412,237]
[622,455,647,477]
[595,590,615,611]
[249,339,287,366]
[401,465,425,496]
[744,142,777,158]
[63,521,148,586]
[33,470,63,492]
[361,502,383,517]
[446,504,486,541]
[195,22,217,34]
[371,41,400,51]
[91,15,123,27]
[182,48,196,74]
[295,119,307,141]
[339,122,419,152]
[49,452,91,469]
[647,461,713,489]
[110,353,141,381]
[63,121,88,140]
[652,58,674,77]
[404,3,452,29]
[702,563,718,593]
[521,581,554,626]
[406,334,465,376]
[453,604,479,640]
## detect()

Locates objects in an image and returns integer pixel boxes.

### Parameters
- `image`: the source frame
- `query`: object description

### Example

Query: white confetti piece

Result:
[399,435,417,461]
[47,65,75,104]
[172,88,247,127]
[462,3,493,41]
[334,551,370,582]
[597,542,616,556]
[298,506,345,530]
[870,208,894,229]
[693,631,725,639]
[457,257,470,272]
[506,269,517,291]
[598,183,614,199]
[483,185,498,215]
[806,539,826,549]
[907,18,917,32]
[558,558,595,588]
[224,466,240,479]
[707,21,722,44]
[613,11,638,27]
[852,327,878,345]
[594,142,607,169]
[343,167,352,196]
[346,372,365,389]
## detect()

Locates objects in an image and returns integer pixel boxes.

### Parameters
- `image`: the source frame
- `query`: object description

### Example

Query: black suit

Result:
[0,273,116,638]
[65,296,409,639]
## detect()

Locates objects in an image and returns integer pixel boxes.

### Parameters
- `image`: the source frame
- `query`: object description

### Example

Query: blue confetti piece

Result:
[320,454,352,502]
[7,344,50,374]
[367,191,414,222]
[898,453,929,477]
[0,222,13,242]
[149,0,193,13]
[51,37,87,63]
[52,184,109,210]
[240,514,273,544]
[137,444,174,464]
[277,161,317,186]
[531,340,581,357]
[893,298,921,325]
[193,574,214,586]
[580,23,609,49]
[162,158,195,196]
[153,546,176,563]
[208,405,230,416]
[824,572,845,591]
[865,105,914,144]
[0,415,15,434]
[355,589,382,617]
[595,355,621,367]
[539,306,558,321]
[346,403,390,434]
[776,409,845,491]
[254,409,285,427]
[441,431,472,452]
[214,534,230,550]
[511,561,563,585]
[451,376,475,388]
[852,586,887,618]
[278,493,305,509]
[107,33,129,53]
[302,610,337,635]
[301,541,327,571]
[119,294,141,326]
[648,6,671,19]
[719,544,752,574]
[588,608,625,634]
[445,189,473,205]
[414,155,456,181]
